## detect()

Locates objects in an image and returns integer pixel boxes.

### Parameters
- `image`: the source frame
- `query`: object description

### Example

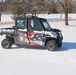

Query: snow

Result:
[1,14,14,22]
[38,14,76,20]
[0,14,76,75]
[1,14,76,22]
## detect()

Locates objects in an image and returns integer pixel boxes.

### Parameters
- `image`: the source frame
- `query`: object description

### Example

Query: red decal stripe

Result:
[30,42,41,46]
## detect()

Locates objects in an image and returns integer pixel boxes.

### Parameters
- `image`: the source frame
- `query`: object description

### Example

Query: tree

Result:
[8,0,57,16]
[10,0,48,16]
[64,0,69,25]
[0,0,3,22]
[58,0,74,25]
[7,0,76,22]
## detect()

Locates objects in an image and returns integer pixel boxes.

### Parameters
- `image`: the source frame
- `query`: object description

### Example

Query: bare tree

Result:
[7,0,76,22]
[58,0,69,25]
[0,0,3,22]
[58,0,74,25]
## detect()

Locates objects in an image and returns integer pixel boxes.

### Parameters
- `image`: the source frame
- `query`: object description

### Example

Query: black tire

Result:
[57,41,62,48]
[46,40,57,51]
[1,39,12,49]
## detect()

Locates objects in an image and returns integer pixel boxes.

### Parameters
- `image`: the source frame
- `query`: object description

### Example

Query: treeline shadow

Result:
[57,42,76,51]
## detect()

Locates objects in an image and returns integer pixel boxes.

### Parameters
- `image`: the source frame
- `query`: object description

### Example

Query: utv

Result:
[0,16,63,51]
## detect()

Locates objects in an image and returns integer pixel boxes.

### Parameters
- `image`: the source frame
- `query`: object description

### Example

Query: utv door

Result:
[28,19,45,46]
[14,18,29,44]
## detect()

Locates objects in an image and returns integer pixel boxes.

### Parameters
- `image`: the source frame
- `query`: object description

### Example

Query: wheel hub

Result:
[3,41,9,48]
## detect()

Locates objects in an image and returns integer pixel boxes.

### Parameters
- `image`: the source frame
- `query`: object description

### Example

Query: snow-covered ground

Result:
[38,14,76,20]
[0,14,76,75]
[1,14,76,22]
[1,14,14,22]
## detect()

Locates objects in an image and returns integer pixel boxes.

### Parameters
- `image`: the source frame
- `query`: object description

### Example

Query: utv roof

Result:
[15,16,46,20]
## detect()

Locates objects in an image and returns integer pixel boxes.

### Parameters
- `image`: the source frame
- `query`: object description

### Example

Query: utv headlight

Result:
[51,32,57,38]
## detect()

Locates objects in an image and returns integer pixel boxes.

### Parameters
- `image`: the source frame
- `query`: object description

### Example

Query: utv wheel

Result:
[46,40,57,51]
[1,39,12,49]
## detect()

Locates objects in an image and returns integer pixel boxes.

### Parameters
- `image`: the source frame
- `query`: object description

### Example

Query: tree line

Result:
[0,0,76,25]
[0,0,76,14]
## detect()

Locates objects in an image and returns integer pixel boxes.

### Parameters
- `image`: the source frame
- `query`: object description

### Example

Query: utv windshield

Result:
[41,19,51,31]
